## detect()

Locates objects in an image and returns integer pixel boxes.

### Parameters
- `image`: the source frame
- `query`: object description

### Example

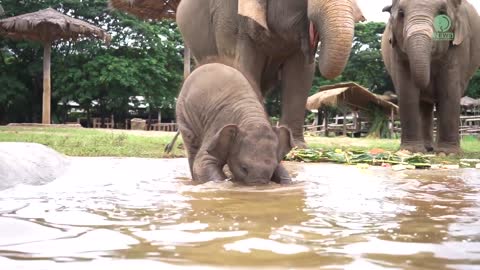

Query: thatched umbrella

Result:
[0,8,111,124]
[109,0,180,20]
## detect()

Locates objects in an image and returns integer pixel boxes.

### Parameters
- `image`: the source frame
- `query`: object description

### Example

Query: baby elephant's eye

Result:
[241,166,248,175]
[398,9,405,18]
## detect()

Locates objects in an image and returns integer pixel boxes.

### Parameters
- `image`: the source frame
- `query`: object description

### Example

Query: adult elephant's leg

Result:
[234,27,267,87]
[420,101,434,152]
[178,126,199,178]
[397,67,425,152]
[176,0,218,61]
[212,0,238,58]
[280,52,315,148]
[435,75,462,154]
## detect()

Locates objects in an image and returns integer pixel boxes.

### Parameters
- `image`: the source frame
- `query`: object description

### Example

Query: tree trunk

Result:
[100,100,105,128]
[87,107,91,128]
[42,43,51,124]
[147,107,152,131]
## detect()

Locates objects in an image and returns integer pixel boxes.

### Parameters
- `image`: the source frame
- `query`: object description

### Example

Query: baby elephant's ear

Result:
[207,125,239,161]
[275,126,294,160]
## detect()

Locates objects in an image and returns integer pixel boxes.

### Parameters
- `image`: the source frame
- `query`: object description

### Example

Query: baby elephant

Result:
[176,60,294,185]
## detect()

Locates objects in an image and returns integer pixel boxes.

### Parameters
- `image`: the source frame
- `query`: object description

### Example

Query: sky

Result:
[357,0,480,22]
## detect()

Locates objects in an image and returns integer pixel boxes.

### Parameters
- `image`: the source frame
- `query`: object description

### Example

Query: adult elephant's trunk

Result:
[309,0,355,79]
[407,34,432,89]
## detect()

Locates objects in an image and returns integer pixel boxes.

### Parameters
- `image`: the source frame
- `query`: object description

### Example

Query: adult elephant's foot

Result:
[436,143,461,156]
[293,139,308,149]
[424,143,434,153]
[400,142,427,154]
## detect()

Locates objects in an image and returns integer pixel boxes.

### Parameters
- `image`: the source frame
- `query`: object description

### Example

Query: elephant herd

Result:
[172,0,480,183]
[173,0,480,183]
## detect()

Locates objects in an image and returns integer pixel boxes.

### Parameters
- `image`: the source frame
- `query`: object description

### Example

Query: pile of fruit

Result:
[285,148,480,170]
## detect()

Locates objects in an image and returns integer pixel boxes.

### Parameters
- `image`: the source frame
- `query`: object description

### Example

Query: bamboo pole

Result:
[42,43,51,124]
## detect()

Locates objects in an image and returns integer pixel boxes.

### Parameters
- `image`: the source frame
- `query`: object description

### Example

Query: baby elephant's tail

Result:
[164,131,180,154]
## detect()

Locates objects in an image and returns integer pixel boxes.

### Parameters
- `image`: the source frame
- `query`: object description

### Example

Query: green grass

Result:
[0,126,479,160]
[0,126,184,158]
[304,134,480,160]
[305,136,401,152]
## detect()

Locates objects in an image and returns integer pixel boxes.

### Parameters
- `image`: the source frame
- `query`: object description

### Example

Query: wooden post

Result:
[343,109,347,136]
[316,108,323,132]
[390,108,395,138]
[42,43,52,124]
[353,110,359,132]
[184,46,191,79]
[324,109,329,137]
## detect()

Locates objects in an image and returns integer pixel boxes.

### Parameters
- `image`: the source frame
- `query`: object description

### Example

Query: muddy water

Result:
[0,158,479,270]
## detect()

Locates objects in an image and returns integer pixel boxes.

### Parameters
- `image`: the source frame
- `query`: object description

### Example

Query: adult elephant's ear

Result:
[238,0,269,30]
[382,5,392,13]
[352,0,366,22]
[453,5,469,45]
[275,126,294,161]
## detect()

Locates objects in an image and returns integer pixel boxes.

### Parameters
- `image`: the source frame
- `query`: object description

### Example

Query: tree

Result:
[0,0,183,124]
[466,69,480,98]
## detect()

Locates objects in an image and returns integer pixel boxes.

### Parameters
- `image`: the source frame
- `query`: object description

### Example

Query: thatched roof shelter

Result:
[0,8,110,124]
[0,8,110,43]
[306,82,399,115]
[461,96,480,108]
[109,0,180,20]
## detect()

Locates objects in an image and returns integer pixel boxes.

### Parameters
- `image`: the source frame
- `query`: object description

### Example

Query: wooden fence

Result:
[304,115,480,137]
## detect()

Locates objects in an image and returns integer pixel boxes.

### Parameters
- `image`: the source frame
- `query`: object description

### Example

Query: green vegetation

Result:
[1,127,478,163]
[286,148,433,168]
[0,0,183,124]
[0,127,184,158]
[296,135,480,166]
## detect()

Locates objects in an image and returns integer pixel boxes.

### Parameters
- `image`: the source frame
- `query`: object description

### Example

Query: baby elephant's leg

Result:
[179,127,199,178]
[271,164,292,184]
[192,151,227,182]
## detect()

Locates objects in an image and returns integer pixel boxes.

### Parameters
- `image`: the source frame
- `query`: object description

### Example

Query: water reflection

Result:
[0,158,479,269]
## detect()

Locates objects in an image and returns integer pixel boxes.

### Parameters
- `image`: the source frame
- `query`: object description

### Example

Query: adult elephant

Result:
[381,0,480,154]
[176,0,364,147]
